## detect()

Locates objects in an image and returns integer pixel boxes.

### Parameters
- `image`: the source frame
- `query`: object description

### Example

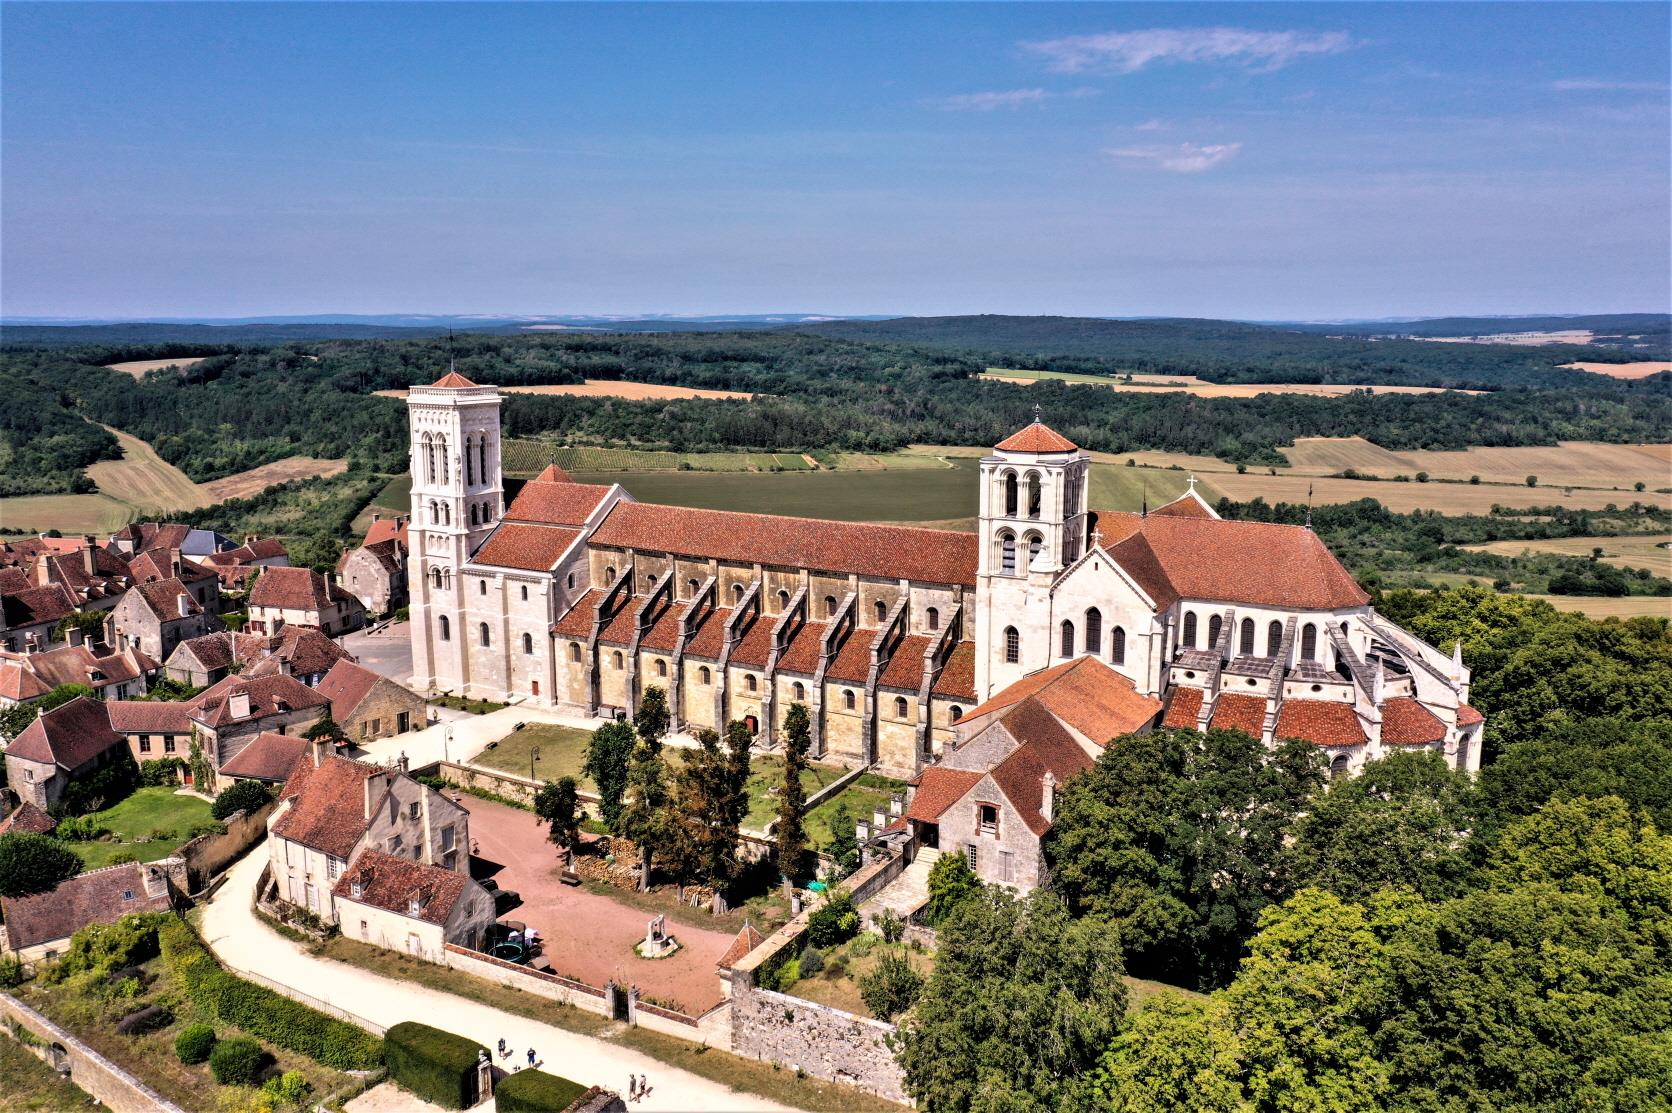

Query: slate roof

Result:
[1381,697,1448,745]
[590,502,978,587]
[0,862,175,950]
[1274,698,1366,748]
[273,753,380,858]
[965,657,1161,745]
[315,659,385,721]
[904,767,983,824]
[333,850,475,926]
[473,524,582,571]
[930,641,977,701]
[1208,692,1268,736]
[218,731,309,783]
[995,421,1078,454]
[6,696,125,769]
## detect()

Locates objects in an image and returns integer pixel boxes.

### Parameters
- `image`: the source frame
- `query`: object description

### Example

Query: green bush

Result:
[54,815,110,841]
[175,1023,217,1063]
[58,754,141,816]
[140,758,186,787]
[210,780,272,821]
[494,1069,588,1113]
[799,945,824,976]
[262,1070,309,1106]
[159,919,383,1070]
[209,1036,265,1085]
[859,948,924,1021]
[46,912,167,984]
[806,889,859,949]
[384,1022,488,1110]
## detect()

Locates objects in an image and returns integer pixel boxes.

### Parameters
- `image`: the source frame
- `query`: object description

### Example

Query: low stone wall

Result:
[442,943,610,1015]
[1,992,190,1113]
[731,987,907,1104]
[631,997,733,1046]
[179,801,274,893]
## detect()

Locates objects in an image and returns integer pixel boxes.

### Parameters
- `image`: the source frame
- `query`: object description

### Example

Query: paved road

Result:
[341,622,415,686]
[201,849,793,1113]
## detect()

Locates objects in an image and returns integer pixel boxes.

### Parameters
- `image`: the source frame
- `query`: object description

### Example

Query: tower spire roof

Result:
[430,370,478,388]
[995,411,1077,454]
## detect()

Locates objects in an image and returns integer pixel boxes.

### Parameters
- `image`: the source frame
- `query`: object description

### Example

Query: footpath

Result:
[200,850,792,1113]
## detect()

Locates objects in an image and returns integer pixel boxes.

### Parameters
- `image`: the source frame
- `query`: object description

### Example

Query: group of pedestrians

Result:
[493,1038,650,1101]
[496,1038,539,1070]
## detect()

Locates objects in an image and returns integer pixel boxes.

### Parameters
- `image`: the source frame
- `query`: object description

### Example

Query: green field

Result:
[503,442,814,476]
[65,786,214,872]
[0,1037,100,1112]
[1088,463,1219,512]
[806,771,905,848]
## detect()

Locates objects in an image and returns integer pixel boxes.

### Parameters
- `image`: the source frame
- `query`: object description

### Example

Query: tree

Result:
[533,777,581,862]
[302,713,348,749]
[582,720,636,830]
[634,686,670,753]
[210,779,272,821]
[859,948,924,1021]
[723,718,753,834]
[1526,474,1538,487]
[1479,716,1672,832]
[667,730,745,904]
[775,703,811,884]
[900,888,1127,1113]
[0,832,83,899]
[925,850,980,925]
[54,611,107,646]
[0,683,94,742]
[1286,749,1481,902]
[618,740,672,892]
[825,801,860,878]
[1090,994,1247,1113]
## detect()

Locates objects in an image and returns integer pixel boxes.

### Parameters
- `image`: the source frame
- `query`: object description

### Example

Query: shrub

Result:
[209,1037,266,1085]
[145,827,177,842]
[108,852,139,865]
[0,832,83,899]
[825,956,847,979]
[140,758,186,787]
[494,1069,588,1113]
[385,1022,488,1110]
[806,889,859,949]
[175,1023,217,1064]
[877,908,905,944]
[46,913,166,983]
[211,780,272,821]
[847,932,879,958]
[115,1004,173,1034]
[798,945,824,977]
[54,816,109,841]
[58,754,141,816]
[262,1070,309,1106]
[926,852,981,926]
[859,949,923,1021]
[770,957,801,990]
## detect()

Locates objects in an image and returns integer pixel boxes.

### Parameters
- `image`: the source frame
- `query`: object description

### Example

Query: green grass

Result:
[983,366,1143,385]
[1088,463,1220,512]
[739,755,850,833]
[806,772,906,849]
[430,694,510,714]
[0,1035,102,1112]
[66,787,213,872]
[470,723,596,785]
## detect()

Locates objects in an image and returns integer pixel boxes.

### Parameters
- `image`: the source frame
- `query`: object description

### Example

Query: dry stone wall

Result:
[1,993,189,1113]
[731,987,908,1104]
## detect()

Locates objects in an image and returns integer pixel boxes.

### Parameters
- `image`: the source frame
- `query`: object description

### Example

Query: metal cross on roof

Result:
[1187,474,1196,491]
[1032,402,1042,420]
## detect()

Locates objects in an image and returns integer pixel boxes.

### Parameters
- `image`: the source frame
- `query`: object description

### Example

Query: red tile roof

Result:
[966,657,1161,745]
[503,480,614,527]
[1162,685,1204,729]
[638,602,689,653]
[532,464,571,484]
[11,644,150,692]
[431,370,478,388]
[249,566,353,613]
[333,850,474,926]
[904,767,983,824]
[1149,490,1218,519]
[0,862,175,949]
[133,578,201,619]
[1457,703,1484,727]
[473,523,582,571]
[553,590,603,638]
[0,658,51,701]
[995,421,1078,454]
[728,616,775,668]
[824,627,877,683]
[596,602,639,647]
[879,635,931,691]
[219,731,309,782]
[1100,513,1368,612]
[989,706,1096,836]
[273,753,380,858]
[1209,692,1268,736]
[717,921,766,970]
[128,549,213,586]
[7,696,125,769]
[316,659,385,721]
[590,503,978,587]
[106,700,196,735]
[3,584,79,627]
[1381,697,1447,745]
[0,802,56,837]
[1274,698,1366,748]
[683,606,733,660]
[364,518,409,549]
[931,641,976,700]
[192,673,330,729]
[775,621,828,676]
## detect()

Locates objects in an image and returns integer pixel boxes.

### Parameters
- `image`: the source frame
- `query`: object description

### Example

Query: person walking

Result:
[527,1047,537,1068]
[628,1075,638,1100]
[497,1038,507,1059]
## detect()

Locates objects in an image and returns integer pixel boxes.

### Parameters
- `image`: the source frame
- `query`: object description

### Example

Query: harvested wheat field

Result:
[87,426,212,511]
[1464,534,1672,576]
[201,456,347,500]
[1421,330,1595,346]
[1531,595,1672,620]
[981,368,1480,398]
[1204,471,1667,514]
[375,380,751,401]
[1287,439,1671,493]
[1561,361,1672,380]
[103,356,212,378]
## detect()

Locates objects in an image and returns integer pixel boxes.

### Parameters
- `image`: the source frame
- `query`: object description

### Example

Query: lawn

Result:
[469,723,595,785]
[65,787,214,872]
[0,1035,102,1112]
[806,772,906,850]
[787,933,936,1019]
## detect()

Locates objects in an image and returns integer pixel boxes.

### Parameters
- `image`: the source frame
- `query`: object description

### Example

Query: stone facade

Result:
[107,580,218,661]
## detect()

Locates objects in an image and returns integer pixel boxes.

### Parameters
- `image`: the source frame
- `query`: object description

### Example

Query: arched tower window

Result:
[1239,618,1255,657]
[1302,623,1318,660]
[521,633,533,655]
[926,607,940,631]
[1208,614,1223,648]
[1112,626,1126,665]
[430,568,442,589]
[1026,472,1042,518]
[478,623,490,647]
[894,696,908,718]
[436,436,448,482]
[1000,532,1017,575]
[950,705,963,722]
[874,599,888,624]
[1084,608,1102,655]
[469,504,479,527]
[655,659,667,677]
[746,674,758,693]
[823,595,837,618]
[1182,611,1197,648]
[1025,533,1042,566]
[465,435,475,486]
[792,682,804,700]
[422,433,436,484]
[1060,620,1075,657]
[1004,472,1018,517]
[442,504,451,526]
[479,437,488,485]
[438,615,450,641]
[843,689,855,710]
[1004,626,1020,664]
[570,643,582,662]
[1268,621,1283,657]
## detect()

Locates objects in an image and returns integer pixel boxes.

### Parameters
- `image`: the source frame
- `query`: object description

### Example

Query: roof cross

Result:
[1187,474,1196,492]
[1032,402,1042,421]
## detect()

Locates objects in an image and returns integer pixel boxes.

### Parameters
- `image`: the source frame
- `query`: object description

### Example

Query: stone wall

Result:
[178,801,273,893]
[442,943,610,1016]
[730,987,907,1104]
[1,992,190,1113]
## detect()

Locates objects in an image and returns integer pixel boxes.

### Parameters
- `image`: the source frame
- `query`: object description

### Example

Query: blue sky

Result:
[3,2,1668,319]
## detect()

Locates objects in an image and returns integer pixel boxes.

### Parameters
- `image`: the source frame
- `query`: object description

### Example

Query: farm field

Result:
[375,379,752,401]
[200,455,346,500]
[102,355,212,378]
[502,441,810,476]
[1201,471,1660,515]
[981,367,1483,397]
[1281,437,1670,492]
[1463,534,1672,576]
[1560,361,1671,379]
[1529,595,1672,620]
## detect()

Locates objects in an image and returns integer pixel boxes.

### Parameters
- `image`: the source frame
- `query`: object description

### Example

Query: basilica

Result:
[407,372,1482,887]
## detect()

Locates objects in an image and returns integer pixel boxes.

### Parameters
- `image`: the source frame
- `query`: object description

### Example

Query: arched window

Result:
[1182,611,1197,647]
[423,434,435,483]
[478,438,487,485]
[1000,532,1017,575]
[1026,472,1042,518]
[1268,620,1283,657]
[1004,626,1020,664]
[612,651,623,669]
[655,658,667,677]
[521,633,533,655]
[436,436,448,483]
[688,578,699,597]
[823,595,837,618]
[567,572,576,589]
[479,579,487,596]
[1302,623,1318,660]
[438,615,450,641]
[950,705,963,722]
[470,503,479,526]
[792,682,804,700]
[777,589,790,611]
[605,566,616,585]
[1112,626,1126,666]
[1208,614,1223,648]
[926,607,940,631]
[570,643,582,662]
[842,689,856,711]
[443,504,451,525]
[465,435,475,485]
[732,582,745,602]
[894,696,908,718]
[874,599,887,623]
[478,622,490,647]
[1025,533,1042,566]
[431,568,442,589]
[1330,753,1350,780]
[1060,620,1075,657]
[746,674,758,693]
[1239,618,1255,656]
[1084,608,1102,655]
[1004,472,1018,517]
[442,569,452,588]
[698,666,711,684]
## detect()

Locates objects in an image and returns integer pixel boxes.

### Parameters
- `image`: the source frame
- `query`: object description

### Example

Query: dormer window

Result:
[408,897,422,915]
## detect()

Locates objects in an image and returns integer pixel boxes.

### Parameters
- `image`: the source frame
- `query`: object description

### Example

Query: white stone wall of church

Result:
[1041,554,1164,694]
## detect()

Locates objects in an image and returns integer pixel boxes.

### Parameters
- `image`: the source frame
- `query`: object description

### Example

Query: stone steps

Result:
[860,846,940,925]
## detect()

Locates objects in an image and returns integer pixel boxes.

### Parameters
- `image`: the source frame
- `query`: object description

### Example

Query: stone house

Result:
[0,860,183,966]
[3,696,132,811]
[248,566,366,638]
[337,538,408,618]
[108,578,220,661]
[163,623,350,688]
[203,536,290,592]
[126,549,221,615]
[0,579,79,654]
[187,673,332,793]
[0,642,156,707]
[106,700,196,767]
[266,747,471,924]
[217,731,308,786]
[332,849,494,960]
[109,522,231,560]
[315,659,426,742]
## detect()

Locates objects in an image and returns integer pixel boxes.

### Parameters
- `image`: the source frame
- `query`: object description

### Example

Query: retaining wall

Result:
[731,987,907,1104]
[442,943,611,1016]
[1,992,190,1113]
[179,801,274,893]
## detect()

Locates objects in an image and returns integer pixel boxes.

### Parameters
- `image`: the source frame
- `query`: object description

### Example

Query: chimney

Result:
[169,548,182,577]
[32,560,49,587]
[177,592,192,618]
[372,513,382,524]
[142,865,169,899]
[245,534,258,545]
[81,541,97,576]
[364,774,376,820]
[311,737,327,767]
[68,626,85,647]
[1041,770,1056,824]
[228,691,252,719]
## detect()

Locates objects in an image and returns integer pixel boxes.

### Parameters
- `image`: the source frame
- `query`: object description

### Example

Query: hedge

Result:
[158,919,383,1070]
[494,1069,590,1113]
[385,1022,488,1109]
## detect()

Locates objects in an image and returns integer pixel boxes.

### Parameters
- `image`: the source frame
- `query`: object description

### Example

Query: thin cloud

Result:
[1552,78,1670,92]
[1134,118,1170,132]
[1025,27,1354,75]
[925,88,1051,112]
[1106,142,1243,173]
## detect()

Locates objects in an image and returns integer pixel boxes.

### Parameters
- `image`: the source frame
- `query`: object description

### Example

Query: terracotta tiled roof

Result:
[6,696,124,769]
[348,538,405,576]
[106,700,196,735]
[1148,489,1218,519]
[931,641,976,701]
[122,523,192,552]
[590,503,978,587]
[128,549,213,586]
[717,921,766,970]
[316,659,384,722]
[168,627,349,681]
[532,464,571,484]
[879,635,931,691]
[249,566,352,613]
[596,602,639,647]
[904,767,983,824]
[824,627,877,684]
[431,370,478,388]
[966,657,1161,745]
[1162,685,1204,729]
[364,518,409,549]
[1274,698,1366,748]
[133,578,202,619]
[219,731,308,783]
[638,602,688,653]
[728,616,774,669]
[0,566,34,592]
[334,849,474,925]
[473,523,582,571]
[682,606,733,660]
[552,591,603,639]
[989,707,1095,836]
[191,673,330,729]
[1209,692,1268,736]
[1381,697,1447,745]
[0,658,51,701]
[3,584,78,627]
[273,753,380,858]
[775,621,828,676]
[1100,513,1368,612]
[0,802,56,837]
[11,644,150,693]
[503,481,613,527]
[0,862,174,950]
[214,537,288,562]
[1457,703,1484,727]
[995,421,1078,454]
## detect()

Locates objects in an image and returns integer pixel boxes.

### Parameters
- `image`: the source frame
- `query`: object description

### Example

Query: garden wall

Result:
[441,943,610,1016]
[1,992,190,1113]
[178,801,274,893]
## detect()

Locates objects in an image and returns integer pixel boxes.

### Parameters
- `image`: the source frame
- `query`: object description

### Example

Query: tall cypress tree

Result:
[777,703,812,886]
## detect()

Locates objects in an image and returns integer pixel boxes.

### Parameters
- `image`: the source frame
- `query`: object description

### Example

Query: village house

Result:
[333,849,494,960]
[202,535,290,591]
[126,548,222,614]
[107,577,221,660]
[163,623,350,688]
[0,642,156,706]
[109,522,232,560]
[23,541,135,617]
[3,696,132,811]
[217,730,309,786]
[315,658,426,742]
[0,860,184,967]
[0,576,80,654]
[266,746,473,925]
[336,517,409,618]
[248,566,366,638]
[0,801,57,838]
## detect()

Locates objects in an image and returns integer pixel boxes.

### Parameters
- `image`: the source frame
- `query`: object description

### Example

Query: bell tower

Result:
[407,369,503,694]
[975,409,1090,698]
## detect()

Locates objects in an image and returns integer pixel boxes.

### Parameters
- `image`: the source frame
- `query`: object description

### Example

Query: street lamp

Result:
[529,745,541,782]
[443,725,453,765]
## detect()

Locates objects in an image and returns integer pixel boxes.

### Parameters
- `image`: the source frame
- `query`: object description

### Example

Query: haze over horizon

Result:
[3,2,1668,320]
